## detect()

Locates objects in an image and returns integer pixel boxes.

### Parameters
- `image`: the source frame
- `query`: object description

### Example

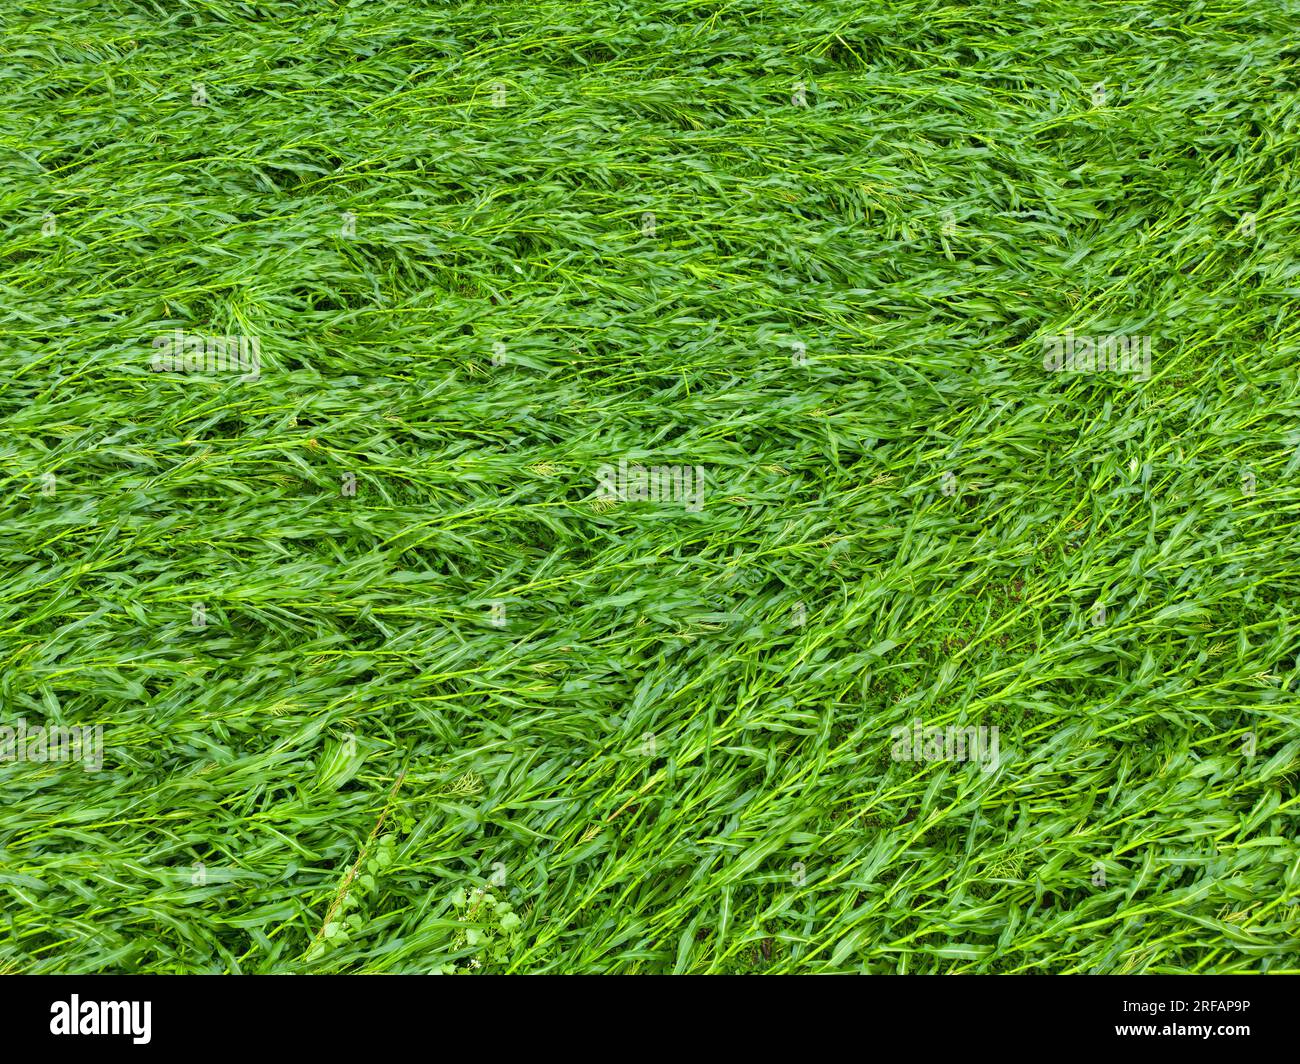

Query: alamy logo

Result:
[0,719,103,772]
[50,995,151,1044]
[1042,330,1152,380]
[151,330,261,381]
[596,459,707,512]
[890,719,999,773]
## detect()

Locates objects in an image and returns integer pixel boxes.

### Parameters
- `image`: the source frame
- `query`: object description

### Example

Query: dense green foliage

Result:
[1,0,1298,973]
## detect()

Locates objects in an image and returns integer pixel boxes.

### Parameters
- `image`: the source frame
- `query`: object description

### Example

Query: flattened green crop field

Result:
[2,0,1299,974]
